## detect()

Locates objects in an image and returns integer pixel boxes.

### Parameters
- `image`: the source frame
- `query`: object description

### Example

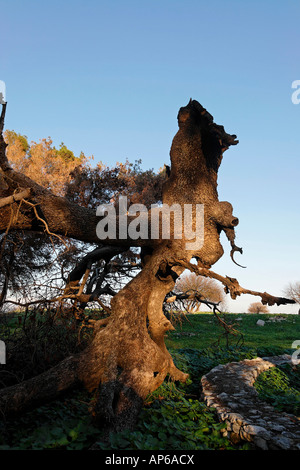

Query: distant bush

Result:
[248,302,269,314]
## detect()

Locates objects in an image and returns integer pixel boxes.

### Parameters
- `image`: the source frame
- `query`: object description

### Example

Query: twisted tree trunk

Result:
[0,100,294,433]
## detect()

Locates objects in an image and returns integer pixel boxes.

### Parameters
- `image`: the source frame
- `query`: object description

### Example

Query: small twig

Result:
[22,199,69,249]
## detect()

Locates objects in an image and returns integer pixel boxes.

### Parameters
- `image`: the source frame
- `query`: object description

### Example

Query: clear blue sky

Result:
[1,0,299,313]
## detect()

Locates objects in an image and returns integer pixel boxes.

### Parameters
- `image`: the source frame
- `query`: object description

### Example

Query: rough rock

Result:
[201,355,300,450]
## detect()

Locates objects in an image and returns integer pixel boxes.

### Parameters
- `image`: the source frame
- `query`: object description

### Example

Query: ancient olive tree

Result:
[0,99,294,432]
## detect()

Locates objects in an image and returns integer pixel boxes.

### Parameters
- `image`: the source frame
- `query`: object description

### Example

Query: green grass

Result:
[1,311,300,450]
[254,362,300,415]
[165,313,300,352]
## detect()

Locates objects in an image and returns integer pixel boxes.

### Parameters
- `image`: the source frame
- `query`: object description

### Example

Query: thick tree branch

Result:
[174,259,295,307]
[67,246,125,283]
[0,104,154,246]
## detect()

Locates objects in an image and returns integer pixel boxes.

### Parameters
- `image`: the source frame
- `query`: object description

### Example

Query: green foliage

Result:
[0,346,256,451]
[0,390,102,450]
[1,313,299,450]
[4,130,29,153]
[254,363,300,415]
[97,396,235,451]
[55,142,81,162]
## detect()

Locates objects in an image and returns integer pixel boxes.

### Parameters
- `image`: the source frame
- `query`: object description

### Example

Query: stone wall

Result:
[201,355,300,450]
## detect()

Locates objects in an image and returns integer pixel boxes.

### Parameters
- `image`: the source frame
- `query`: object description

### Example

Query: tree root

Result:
[0,355,80,419]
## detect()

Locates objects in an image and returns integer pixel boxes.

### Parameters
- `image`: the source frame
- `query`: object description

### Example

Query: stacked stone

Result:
[201,355,300,450]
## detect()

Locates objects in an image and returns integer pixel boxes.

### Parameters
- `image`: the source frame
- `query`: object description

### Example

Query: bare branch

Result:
[0,188,31,208]
[173,259,295,307]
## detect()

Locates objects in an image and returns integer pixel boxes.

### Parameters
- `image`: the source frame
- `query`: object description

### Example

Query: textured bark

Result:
[0,356,80,418]
[0,100,294,432]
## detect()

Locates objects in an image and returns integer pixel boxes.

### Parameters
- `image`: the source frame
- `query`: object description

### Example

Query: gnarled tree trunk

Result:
[0,100,294,433]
